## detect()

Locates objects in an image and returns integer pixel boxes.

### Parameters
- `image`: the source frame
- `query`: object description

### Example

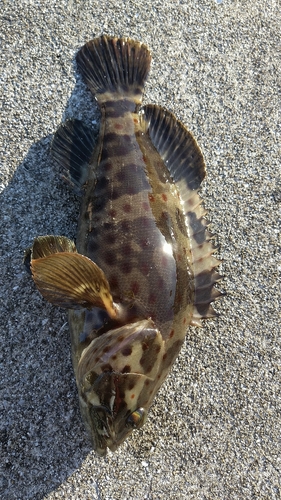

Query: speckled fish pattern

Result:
[28,36,223,456]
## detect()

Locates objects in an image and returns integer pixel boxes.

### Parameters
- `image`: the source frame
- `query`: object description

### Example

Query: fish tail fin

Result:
[76,35,151,104]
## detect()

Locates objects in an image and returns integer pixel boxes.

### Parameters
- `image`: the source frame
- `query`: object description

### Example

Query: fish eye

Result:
[126,408,146,429]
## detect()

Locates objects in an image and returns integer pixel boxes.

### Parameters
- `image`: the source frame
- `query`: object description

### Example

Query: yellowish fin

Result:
[30,235,117,319]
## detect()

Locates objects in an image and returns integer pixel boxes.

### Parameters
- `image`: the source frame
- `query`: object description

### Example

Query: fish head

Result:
[77,319,165,455]
[81,371,149,455]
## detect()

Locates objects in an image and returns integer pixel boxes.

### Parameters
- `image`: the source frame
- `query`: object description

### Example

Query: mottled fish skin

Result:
[27,36,223,456]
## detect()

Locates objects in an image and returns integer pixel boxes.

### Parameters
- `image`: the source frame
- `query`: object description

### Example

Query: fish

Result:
[26,35,223,456]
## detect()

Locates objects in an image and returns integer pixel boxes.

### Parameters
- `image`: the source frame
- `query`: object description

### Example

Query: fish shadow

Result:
[0,77,100,499]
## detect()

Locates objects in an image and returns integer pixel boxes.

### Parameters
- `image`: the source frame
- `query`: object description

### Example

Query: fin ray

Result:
[141,104,206,190]
[141,104,223,325]
[76,36,151,102]
[31,251,117,318]
[51,119,96,190]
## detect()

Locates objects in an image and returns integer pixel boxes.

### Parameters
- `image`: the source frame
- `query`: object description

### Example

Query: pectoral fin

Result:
[140,105,223,326]
[30,237,117,318]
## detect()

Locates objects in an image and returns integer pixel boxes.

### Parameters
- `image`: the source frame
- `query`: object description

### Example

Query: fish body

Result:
[28,36,222,455]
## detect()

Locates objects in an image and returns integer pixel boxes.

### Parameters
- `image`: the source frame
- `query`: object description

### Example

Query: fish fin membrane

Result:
[30,235,77,258]
[142,104,223,325]
[76,36,151,102]
[30,242,117,318]
[24,235,76,273]
[141,104,206,190]
[51,120,97,191]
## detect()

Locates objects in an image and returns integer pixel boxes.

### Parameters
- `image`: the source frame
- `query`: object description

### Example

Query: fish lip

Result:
[93,435,119,456]
[92,424,127,455]
[107,441,119,452]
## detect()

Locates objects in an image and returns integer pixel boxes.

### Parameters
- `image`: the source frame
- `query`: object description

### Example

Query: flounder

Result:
[26,36,223,456]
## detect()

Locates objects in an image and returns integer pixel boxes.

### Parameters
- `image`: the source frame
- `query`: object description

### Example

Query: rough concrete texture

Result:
[1,1,280,499]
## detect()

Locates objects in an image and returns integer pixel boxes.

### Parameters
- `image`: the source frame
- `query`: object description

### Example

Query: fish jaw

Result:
[75,319,165,455]
[78,373,148,456]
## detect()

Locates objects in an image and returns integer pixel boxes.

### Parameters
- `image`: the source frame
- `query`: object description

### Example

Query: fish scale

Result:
[27,35,223,456]
[78,101,179,335]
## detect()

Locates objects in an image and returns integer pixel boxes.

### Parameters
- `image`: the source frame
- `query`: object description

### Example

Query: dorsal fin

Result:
[76,36,151,103]
[51,119,96,191]
[141,104,223,326]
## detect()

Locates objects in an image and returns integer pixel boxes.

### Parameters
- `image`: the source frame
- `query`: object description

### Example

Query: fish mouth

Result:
[91,422,133,456]
[92,431,120,456]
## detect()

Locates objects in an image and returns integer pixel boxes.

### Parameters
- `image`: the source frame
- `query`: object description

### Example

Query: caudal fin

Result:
[76,35,151,103]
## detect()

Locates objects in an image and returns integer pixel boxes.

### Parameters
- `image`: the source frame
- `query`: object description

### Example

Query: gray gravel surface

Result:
[1,1,280,499]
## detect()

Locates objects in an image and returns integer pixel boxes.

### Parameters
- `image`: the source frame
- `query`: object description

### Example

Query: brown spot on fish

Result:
[88,239,99,252]
[140,262,150,275]
[96,176,109,190]
[169,329,174,338]
[104,99,136,118]
[105,234,116,245]
[102,135,135,158]
[122,243,132,256]
[161,255,169,267]
[142,201,150,211]
[157,277,165,288]
[116,170,126,181]
[101,363,113,372]
[108,209,117,218]
[130,281,140,295]
[104,251,116,266]
[162,193,168,202]
[123,203,132,213]
[148,293,156,304]
[175,207,184,230]
[120,261,132,274]
[103,162,113,172]
[121,220,130,232]
[104,222,114,232]
[121,365,131,373]
[93,197,107,212]
[140,238,150,249]
[114,123,123,130]
[121,346,132,356]
[131,394,135,399]
[142,341,149,351]
[111,188,121,200]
